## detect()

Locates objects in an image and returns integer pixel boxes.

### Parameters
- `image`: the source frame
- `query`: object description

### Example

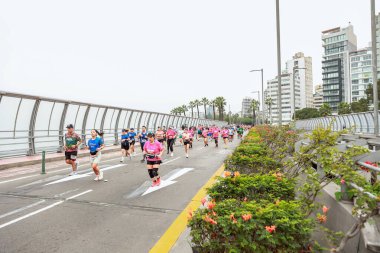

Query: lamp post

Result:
[276,0,282,125]
[250,69,265,123]
[292,67,306,123]
[371,0,378,136]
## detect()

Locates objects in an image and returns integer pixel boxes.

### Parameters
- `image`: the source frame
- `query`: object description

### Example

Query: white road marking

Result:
[161,157,181,165]
[0,175,41,185]
[0,200,46,219]
[0,190,92,230]
[142,168,193,196]
[54,189,79,198]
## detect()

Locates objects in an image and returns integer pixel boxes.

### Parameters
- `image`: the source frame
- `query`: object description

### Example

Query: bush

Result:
[188,199,314,253]
[207,174,295,202]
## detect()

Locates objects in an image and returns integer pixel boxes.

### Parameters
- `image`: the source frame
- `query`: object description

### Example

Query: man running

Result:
[87,129,105,181]
[143,133,164,187]
[182,128,191,158]
[120,129,131,162]
[229,126,235,142]
[166,126,176,157]
[137,126,149,162]
[64,124,82,176]
[128,128,137,156]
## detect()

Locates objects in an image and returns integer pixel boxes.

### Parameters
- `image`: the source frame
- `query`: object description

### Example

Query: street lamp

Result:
[292,67,306,122]
[250,69,265,122]
[370,0,378,136]
[276,0,282,125]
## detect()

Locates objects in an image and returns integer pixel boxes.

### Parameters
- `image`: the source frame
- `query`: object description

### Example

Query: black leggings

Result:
[167,139,174,152]
[148,168,159,178]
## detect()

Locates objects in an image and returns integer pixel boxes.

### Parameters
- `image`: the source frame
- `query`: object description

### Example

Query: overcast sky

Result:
[0,0,378,114]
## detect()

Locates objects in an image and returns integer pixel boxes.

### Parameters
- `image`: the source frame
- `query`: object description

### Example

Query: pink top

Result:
[189,129,194,137]
[213,129,220,138]
[202,130,208,137]
[143,140,164,161]
[221,129,229,137]
[166,129,176,139]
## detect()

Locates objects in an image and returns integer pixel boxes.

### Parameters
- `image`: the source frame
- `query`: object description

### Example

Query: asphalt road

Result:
[0,137,241,253]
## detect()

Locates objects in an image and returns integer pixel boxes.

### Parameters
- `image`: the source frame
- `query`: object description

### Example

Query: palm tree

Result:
[181,105,188,116]
[188,101,196,118]
[194,99,201,118]
[201,97,209,119]
[251,99,260,125]
[265,97,273,124]
[211,99,216,120]
[214,96,227,121]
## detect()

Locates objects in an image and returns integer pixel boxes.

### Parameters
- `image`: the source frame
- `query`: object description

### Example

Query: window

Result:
[363,79,370,83]
[351,62,358,67]
[352,91,359,95]
[352,80,359,84]
[352,85,359,90]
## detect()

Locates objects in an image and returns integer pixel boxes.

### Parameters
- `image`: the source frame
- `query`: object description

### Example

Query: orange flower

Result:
[265,225,276,233]
[241,213,252,221]
[232,218,238,224]
[207,202,216,210]
[201,197,207,206]
[187,209,193,220]
[243,197,248,202]
[322,205,329,214]
[340,178,345,184]
[234,171,240,177]
[224,171,231,177]
[230,213,235,220]
[317,214,327,224]
[204,215,217,225]
[212,211,217,216]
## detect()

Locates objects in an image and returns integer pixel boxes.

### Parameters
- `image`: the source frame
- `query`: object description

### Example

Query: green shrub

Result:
[207,174,295,202]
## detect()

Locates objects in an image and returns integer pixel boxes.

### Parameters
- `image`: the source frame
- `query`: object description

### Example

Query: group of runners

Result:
[63,123,249,186]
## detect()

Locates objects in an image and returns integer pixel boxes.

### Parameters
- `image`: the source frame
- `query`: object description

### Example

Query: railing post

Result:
[114,109,122,145]
[81,105,91,148]
[41,151,46,174]
[28,99,41,156]
[59,103,69,152]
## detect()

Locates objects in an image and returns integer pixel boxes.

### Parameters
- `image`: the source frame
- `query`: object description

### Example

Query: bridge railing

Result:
[0,91,226,159]
[295,111,378,134]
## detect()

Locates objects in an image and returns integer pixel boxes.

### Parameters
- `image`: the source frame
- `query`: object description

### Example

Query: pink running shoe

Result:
[156,177,161,186]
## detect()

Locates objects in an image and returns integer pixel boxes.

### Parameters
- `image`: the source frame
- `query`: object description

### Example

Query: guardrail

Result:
[295,112,378,133]
[0,91,226,158]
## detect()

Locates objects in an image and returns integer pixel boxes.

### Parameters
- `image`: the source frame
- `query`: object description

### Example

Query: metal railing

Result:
[0,91,226,158]
[295,111,379,134]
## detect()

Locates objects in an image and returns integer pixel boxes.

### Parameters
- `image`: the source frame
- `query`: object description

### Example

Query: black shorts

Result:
[223,137,229,139]
[121,142,130,150]
[65,151,78,161]
[158,139,165,143]
[147,160,162,165]
[184,140,190,145]
[130,140,136,145]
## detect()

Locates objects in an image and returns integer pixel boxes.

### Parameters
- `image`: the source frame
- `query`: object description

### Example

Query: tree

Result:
[180,105,188,116]
[295,108,320,120]
[211,99,216,120]
[319,103,332,117]
[214,96,227,121]
[338,102,351,115]
[201,97,209,119]
[265,97,273,124]
[188,101,196,118]
[351,98,369,113]
[194,99,201,118]
[250,99,260,125]
[365,79,380,105]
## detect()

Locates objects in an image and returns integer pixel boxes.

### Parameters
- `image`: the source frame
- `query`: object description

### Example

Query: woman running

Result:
[166,126,176,156]
[156,127,165,145]
[143,133,164,187]
[182,128,191,158]
[87,129,105,181]
[202,127,209,147]
[137,126,149,162]
[189,127,195,149]
[120,129,131,162]
[212,127,220,148]
[221,127,229,148]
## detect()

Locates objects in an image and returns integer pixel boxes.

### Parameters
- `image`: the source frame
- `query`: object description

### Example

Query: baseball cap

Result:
[66,124,74,129]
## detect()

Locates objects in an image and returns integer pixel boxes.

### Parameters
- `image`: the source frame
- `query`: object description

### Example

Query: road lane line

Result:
[0,200,46,219]
[0,189,93,230]
[161,157,181,165]
[149,164,225,253]
[66,189,93,200]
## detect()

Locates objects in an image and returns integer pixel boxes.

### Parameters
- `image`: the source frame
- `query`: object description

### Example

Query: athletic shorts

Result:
[184,140,191,145]
[158,139,165,143]
[223,137,229,139]
[121,141,130,150]
[207,133,212,137]
[130,140,136,145]
[140,141,146,150]
[90,152,101,164]
[65,151,77,161]
[147,160,162,165]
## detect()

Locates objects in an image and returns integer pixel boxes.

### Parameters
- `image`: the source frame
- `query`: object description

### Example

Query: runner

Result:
[182,128,191,158]
[120,129,131,162]
[189,127,195,149]
[228,126,234,142]
[207,127,213,141]
[87,129,105,181]
[128,128,137,156]
[212,126,220,148]
[166,126,176,157]
[202,127,209,147]
[237,125,244,139]
[221,127,229,148]
[178,126,184,146]
[137,126,149,162]
[143,133,164,187]
[156,127,165,144]
[64,124,82,176]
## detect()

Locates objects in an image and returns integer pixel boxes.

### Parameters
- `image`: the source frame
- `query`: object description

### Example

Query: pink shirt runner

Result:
[213,129,220,138]
[143,140,164,161]
[222,129,229,138]
[166,129,176,139]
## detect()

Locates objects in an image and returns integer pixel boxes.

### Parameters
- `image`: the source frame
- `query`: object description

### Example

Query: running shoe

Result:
[151,180,157,187]
[120,157,124,163]
[171,152,174,157]
[69,171,75,176]
[73,171,78,175]
[156,177,161,186]
[99,171,104,180]
[186,154,189,158]
[94,176,99,181]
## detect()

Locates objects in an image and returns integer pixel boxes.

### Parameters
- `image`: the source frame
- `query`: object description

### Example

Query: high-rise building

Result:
[286,52,313,108]
[265,71,301,125]
[350,47,372,102]
[322,25,357,111]
[241,97,252,117]
[376,13,380,78]
[313,84,323,109]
